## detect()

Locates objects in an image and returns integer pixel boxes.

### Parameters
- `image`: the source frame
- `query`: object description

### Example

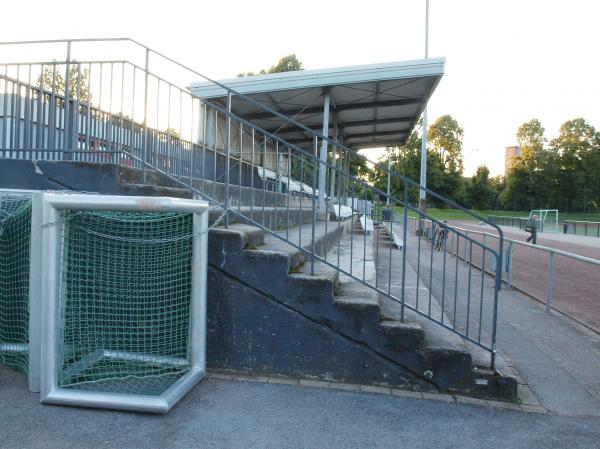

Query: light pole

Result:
[418,0,430,232]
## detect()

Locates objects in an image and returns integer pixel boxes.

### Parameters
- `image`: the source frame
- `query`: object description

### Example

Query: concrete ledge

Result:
[205,370,545,412]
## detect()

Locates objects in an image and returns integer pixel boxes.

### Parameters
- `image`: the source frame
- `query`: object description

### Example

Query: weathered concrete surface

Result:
[204,219,504,395]
[206,266,429,388]
[2,367,600,449]
[205,220,437,390]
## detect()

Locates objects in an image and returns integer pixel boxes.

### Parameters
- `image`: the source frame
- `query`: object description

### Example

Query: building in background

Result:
[504,145,521,175]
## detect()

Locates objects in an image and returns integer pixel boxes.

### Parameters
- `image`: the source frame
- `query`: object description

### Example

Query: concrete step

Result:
[374,218,518,399]
[208,206,314,230]
[116,182,193,198]
[209,217,426,355]
[207,218,351,292]
[327,218,426,352]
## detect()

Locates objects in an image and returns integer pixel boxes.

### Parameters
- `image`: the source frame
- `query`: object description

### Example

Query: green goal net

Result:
[0,194,32,374]
[57,210,194,396]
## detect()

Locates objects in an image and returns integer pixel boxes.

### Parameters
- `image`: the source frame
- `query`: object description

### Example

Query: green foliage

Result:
[466,166,496,210]
[550,118,600,212]
[428,114,464,174]
[500,118,600,213]
[370,115,466,207]
[37,63,91,103]
[267,54,303,73]
[237,54,303,77]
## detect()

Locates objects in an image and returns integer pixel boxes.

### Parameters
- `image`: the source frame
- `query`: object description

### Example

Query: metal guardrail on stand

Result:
[406,215,600,332]
[0,38,505,369]
[443,220,600,332]
[489,215,600,238]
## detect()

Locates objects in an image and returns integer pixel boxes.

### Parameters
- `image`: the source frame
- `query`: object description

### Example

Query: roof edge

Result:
[189,57,445,99]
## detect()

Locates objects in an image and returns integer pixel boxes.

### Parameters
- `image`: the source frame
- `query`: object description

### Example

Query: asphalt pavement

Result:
[1,368,600,449]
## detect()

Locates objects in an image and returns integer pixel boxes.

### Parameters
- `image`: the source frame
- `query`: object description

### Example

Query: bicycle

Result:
[433,222,449,252]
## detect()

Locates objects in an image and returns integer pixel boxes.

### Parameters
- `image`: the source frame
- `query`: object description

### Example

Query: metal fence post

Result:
[400,182,408,322]
[546,251,554,313]
[310,136,318,275]
[224,91,232,228]
[63,41,72,160]
[142,48,150,183]
[506,242,513,289]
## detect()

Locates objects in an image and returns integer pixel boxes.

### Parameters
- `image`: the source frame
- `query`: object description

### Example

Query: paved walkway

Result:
[1,367,600,449]
[391,226,600,417]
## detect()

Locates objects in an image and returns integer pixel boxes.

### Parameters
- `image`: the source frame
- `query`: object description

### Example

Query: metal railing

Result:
[489,215,600,238]
[390,215,505,356]
[444,222,600,333]
[562,220,600,238]
[0,38,505,369]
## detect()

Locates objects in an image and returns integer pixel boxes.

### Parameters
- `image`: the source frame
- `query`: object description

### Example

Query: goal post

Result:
[529,209,559,233]
[0,189,43,393]
[38,193,209,413]
[0,191,32,375]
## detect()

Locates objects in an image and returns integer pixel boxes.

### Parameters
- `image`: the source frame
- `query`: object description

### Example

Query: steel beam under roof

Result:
[189,58,444,149]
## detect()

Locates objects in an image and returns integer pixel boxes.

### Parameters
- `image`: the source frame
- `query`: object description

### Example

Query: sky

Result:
[2,0,599,177]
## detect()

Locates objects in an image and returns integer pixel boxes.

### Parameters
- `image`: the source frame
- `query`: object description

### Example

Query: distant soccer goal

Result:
[38,194,209,413]
[529,209,559,233]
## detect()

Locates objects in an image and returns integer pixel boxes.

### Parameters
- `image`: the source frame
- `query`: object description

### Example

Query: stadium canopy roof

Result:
[189,57,445,150]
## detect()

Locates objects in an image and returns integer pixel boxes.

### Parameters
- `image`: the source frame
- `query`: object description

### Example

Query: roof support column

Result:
[335,135,344,201]
[342,143,350,204]
[318,93,330,214]
[329,115,338,202]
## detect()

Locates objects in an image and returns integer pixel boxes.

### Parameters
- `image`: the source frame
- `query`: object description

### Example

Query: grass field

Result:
[390,207,600,223]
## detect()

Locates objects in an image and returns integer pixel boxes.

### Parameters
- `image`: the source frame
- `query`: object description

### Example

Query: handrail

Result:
[562,219,600,225]
[0,37,504,236]
[450,223,600,266]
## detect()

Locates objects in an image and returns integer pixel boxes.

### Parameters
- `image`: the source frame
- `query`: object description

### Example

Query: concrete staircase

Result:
[206,215,517,399]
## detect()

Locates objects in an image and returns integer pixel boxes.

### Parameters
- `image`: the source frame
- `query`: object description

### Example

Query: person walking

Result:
[526,214,538,244]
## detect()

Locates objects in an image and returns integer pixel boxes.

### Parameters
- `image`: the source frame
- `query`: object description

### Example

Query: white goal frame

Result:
[529,209,559,233]
[0,189,43,393]
[38,193,209,413]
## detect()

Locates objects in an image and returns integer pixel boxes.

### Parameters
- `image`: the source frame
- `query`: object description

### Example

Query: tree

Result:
[426,114,466,203]
[500,165,534,211]
[500,119,554,211]
[498,117,600,213]
[428,114,464,174]
[37,63,91,103]
[516,119,554,207]
[466,165,495,210]
[489,175,505,210]
[550,118,600,212]
[267,54,303,73]
[237,54,303,77]
[370,117,466,208]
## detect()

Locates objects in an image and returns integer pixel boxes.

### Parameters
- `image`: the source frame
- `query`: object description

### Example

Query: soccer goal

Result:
[529,209,559,233]
[0,191,32,374]
[0,189,43,393]
[35,193,209,413]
